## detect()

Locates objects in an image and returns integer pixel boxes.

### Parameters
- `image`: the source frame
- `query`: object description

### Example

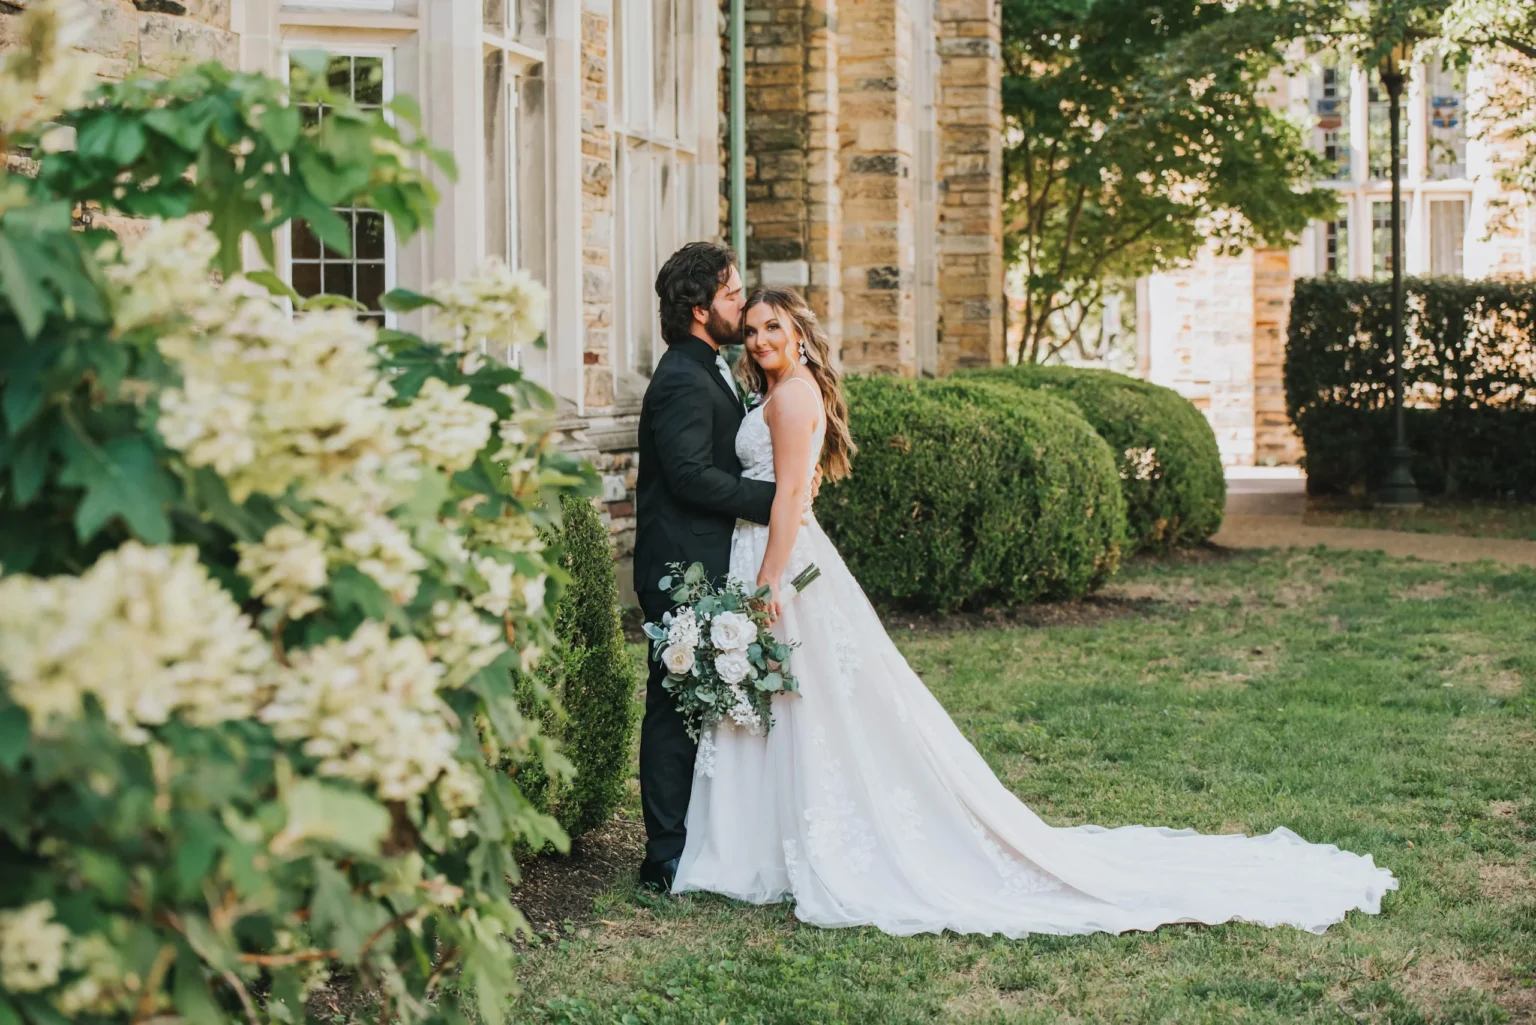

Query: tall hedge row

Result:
[961,365,1227,551]
[1286,277,1536,499]
[816,377,1127,613]
[515,495,638,839]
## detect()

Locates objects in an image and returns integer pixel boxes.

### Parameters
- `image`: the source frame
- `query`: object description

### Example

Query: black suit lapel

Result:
[671,337,745,415]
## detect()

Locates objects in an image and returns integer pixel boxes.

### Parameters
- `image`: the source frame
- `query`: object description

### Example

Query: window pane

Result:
[676,0,695,142]
[1427,64,1467,181]
[293,218,322,260]
[516,0,547,43]
[291,260,321,299]
[1430,200,1466,277]
[323,209,354,260]
[1312,64,1349,180]
[354,57,384,107]
[322,260,355,298]
[355,210,386,261]
[484,50,511,263]
[357,262,387,312]
[1322,217,1348,275]
[654,0,676,140]
[1372,200,1403,278]
[629,146,656,371]
[623,0,652,131]
[327,55,353,96]
[484,0,507,33]
[518,70,548,283]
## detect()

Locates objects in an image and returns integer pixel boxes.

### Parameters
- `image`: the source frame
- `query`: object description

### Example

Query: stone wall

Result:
[5,0,234,80]
[935,0,1004,373]
[1251,247,1302,464]
[837,0,916,375]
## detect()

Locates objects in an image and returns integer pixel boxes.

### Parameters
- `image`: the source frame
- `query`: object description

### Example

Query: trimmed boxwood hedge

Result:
[1286,276,1536,499]
[816,376,1127,613]
[961,365,1227,551]
[514,494,637,839]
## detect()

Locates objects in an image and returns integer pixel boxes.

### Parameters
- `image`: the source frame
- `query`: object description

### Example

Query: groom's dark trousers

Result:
[634,336,775,865]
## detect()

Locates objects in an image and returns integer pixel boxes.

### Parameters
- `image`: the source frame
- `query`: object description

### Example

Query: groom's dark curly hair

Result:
[655,241,736,347]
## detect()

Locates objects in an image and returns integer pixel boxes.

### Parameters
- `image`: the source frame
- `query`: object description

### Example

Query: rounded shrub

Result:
[516,495,638,839]
[962,365,1226,551]
[816,377,1126,613]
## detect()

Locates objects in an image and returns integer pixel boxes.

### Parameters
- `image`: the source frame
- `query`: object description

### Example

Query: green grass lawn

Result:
[1304,501,1536,542]
[509,549,1536,1025]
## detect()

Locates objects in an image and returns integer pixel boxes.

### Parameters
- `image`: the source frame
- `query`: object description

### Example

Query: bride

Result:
[671,286,1397,936]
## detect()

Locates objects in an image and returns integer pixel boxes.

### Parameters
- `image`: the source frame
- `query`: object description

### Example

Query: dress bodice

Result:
[735,379,825,489]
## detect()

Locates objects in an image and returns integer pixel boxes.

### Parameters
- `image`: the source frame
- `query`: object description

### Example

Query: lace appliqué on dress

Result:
[804,728,876,874]
[969,815,1060,896]
[891,787,926,842]
[697,729,718,779]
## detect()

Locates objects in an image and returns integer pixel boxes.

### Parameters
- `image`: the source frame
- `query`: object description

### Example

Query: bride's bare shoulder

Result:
[763,376,821,431]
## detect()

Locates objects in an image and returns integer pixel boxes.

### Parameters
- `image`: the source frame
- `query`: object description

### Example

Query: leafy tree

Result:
[1001,0,1340,363]
[1440,1,1536,222]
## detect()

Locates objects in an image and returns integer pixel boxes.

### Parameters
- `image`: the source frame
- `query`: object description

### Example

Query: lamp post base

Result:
[1376,443,1422,508]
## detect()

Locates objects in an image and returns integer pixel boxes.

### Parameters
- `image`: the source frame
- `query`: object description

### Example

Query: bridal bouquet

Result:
[644,561,821,739]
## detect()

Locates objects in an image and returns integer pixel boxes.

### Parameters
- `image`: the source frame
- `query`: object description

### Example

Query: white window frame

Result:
[282,1,395,11]
[278,41,399,326]
[482,7,550,371]
[612,0,712,399]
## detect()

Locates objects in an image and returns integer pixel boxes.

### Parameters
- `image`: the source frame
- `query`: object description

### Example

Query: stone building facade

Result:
[1138,58,1535,467]
[33,0,1003,595]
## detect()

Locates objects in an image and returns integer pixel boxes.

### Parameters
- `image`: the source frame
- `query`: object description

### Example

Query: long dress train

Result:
[673,380,1396,936]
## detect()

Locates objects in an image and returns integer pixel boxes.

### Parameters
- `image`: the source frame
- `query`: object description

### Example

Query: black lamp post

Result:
[1376,43,1422,507]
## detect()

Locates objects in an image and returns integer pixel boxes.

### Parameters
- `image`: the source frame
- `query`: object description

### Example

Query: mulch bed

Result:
[511,813,648,938]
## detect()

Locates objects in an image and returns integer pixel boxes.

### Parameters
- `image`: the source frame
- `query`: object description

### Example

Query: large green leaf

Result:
[275,779,390,856]
[58,432,175,544]
[0,234,49,339]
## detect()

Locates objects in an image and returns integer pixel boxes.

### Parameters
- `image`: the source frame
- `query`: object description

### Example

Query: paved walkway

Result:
[1212,467,1536,568]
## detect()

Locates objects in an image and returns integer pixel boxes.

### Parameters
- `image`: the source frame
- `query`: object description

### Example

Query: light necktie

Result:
[715,353,739,405]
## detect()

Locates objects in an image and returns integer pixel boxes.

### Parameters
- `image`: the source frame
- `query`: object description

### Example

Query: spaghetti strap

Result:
[764,375,824,430]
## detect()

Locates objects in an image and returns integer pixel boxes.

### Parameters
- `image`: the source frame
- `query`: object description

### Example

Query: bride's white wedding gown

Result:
[672,378,1397,936]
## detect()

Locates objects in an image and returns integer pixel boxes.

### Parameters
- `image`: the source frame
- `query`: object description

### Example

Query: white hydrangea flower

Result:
[54,933,129,1016]
[665,607,700,650]
[429,599,506,687]
[0,544,272,743]
[341,514,427,603]
[471,555,516,618]
[0,0,100,136]
[394,377,496,472]
[428,257,548,352]
[0,901,70,993]
[102,219,222,333]
[237,524,328,620]
[262,623,462,803]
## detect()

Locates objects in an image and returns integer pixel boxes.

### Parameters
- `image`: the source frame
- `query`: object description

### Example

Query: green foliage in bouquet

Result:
[818,377,1126,614]
[642,562,803,741]
[0,6,595,1022]
[961,365,1226,552]
[512,494,638,841]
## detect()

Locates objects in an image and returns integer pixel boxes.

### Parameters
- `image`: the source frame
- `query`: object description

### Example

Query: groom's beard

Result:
[704,306,741,349]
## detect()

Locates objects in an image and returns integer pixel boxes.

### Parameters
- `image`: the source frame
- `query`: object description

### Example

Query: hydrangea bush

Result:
[0,3,595,1021]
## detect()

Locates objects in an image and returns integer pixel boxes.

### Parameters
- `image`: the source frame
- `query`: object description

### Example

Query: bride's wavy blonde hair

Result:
[737,287,856,483]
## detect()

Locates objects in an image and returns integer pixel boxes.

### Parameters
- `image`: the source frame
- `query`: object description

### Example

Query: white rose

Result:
[715,649,752,685]
[710,611,757,652]
[661,643,696,676]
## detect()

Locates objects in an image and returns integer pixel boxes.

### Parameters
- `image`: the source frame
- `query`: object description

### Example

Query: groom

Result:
[633,242,776,890]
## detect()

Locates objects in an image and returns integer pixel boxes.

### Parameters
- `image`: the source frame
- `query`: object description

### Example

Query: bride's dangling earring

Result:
[798,344,809,366]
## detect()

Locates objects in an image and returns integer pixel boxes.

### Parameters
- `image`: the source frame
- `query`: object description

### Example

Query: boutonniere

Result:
[738,382,759,409]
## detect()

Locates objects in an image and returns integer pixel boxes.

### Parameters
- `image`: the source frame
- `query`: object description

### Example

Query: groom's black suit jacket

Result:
[633,336,776,616]
[633,335,775,865]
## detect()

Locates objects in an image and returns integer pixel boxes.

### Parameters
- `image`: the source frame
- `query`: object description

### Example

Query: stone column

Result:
[935,0,1004,372]
[1252,247,1301,464]
[740,0,842,360]
[838,0,917,375]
